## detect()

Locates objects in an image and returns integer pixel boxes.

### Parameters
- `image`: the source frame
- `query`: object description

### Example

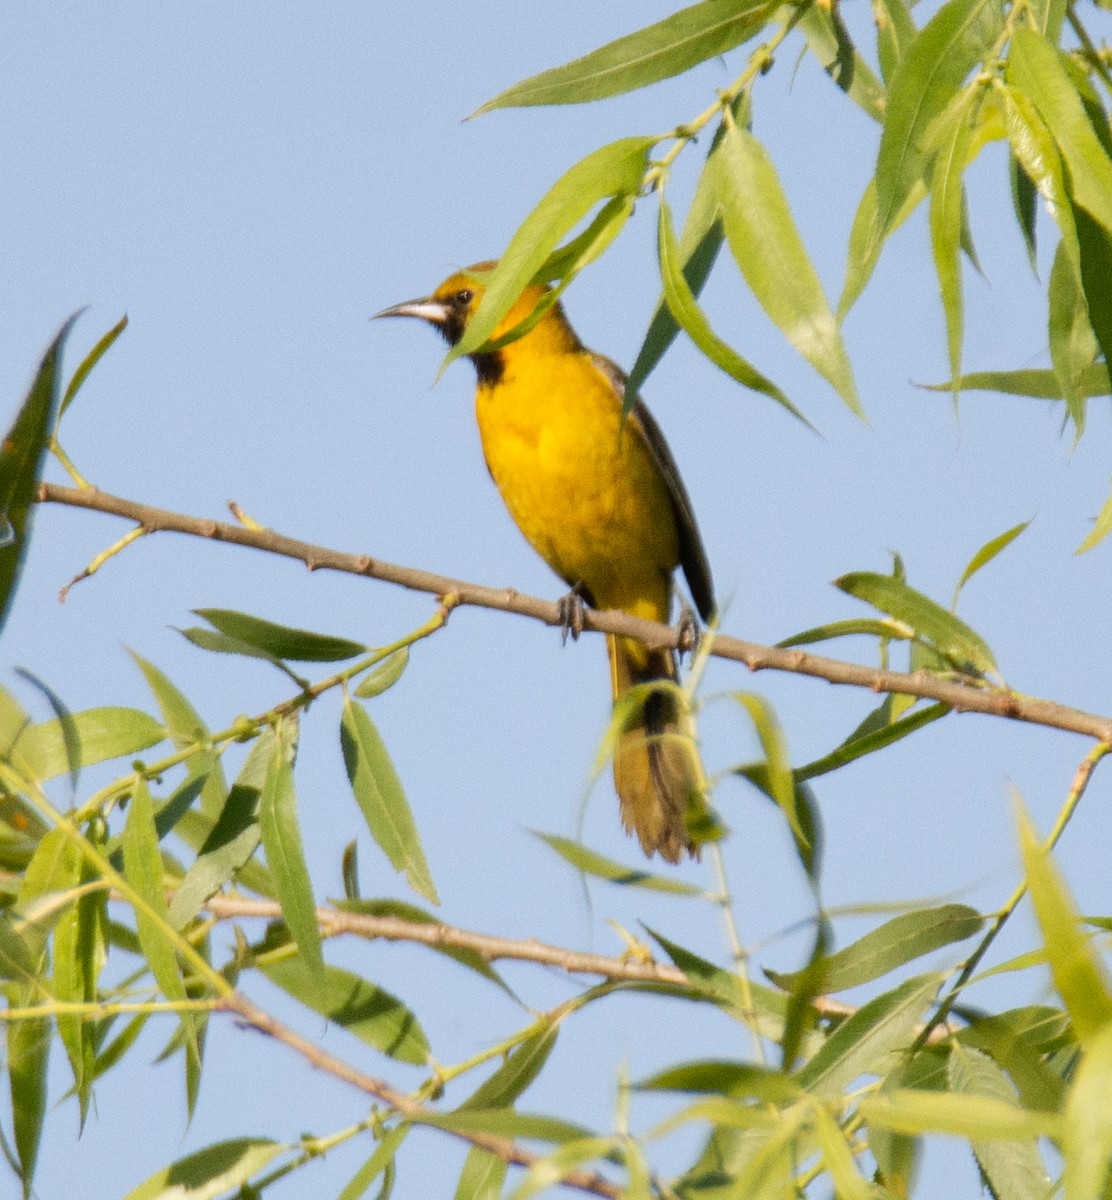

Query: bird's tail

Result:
[607,634,706,863]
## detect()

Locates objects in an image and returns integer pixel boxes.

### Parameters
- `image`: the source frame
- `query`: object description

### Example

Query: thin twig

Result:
[37,483,1112,742]
[220,990,622,1198]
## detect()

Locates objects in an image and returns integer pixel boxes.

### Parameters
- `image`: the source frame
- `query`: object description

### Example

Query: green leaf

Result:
[929,88,979,393]
[733,691,806,858]
[460,1027,557,1110]
[453,1146,507,1200]
[0,312,83,636]
[262,952,429,1065]
[713,121,860,416]
[338,1125,409,1200]
[1017,798,1112,1042]
[473,0,771,112]
[1008,29,1112,236]
[839,174,927,318]
[1063,1023,1112,1200]
[835,571,997,674]
[12,668,81,794]
[1048,243,1097,437]
[1009,154,1039,271]
[1077,477,1112,554]
[123,1138,286,1200]
[811,1103,874,1200]
[258,728,323,979]
[857,1089,1061,1140]
[794,701,949,782]
[533,830,702,895]
[875,0,1001,236]
[122,779,198,1064]
[417,1108,594,1145]
[448,138,654,364]
[502,1136,618,1200]
[355,648,410,699]
[948,1044,1052,1199]
[193,608,368,662]
[925,363,1111,399]
[797,972,942,1096]
[59,314,128,422]
[14,706,165,782]
[628,163,724,396]
[167,762,262,929]
[341,699,438,905]
[6,1002,49,1200]
[655,193,806,423]
[1073,205,1112,400]
[638,1059,800,1103]
[800,4,886,123]
[952,521,1032,606]
[874,0,917,83]
[130,651,227,820]
[776,617,913,649]
[770,905,981,994]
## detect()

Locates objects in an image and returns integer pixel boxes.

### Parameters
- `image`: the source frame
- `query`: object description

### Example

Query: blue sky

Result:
[3,3,1111,1196]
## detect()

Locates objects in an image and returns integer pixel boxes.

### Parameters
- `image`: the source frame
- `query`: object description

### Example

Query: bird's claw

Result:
[557,586,587,644]
[676,603,700,660]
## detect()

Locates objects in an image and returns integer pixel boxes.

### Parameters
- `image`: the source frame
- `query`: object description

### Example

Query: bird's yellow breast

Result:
[475,345,679,623]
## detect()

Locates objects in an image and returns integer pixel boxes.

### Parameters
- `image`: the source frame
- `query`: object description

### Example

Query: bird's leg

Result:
[557,583,587,644]
[675,598,701,661]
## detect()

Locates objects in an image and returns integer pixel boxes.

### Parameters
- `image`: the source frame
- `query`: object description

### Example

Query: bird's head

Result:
[374,262,563,354]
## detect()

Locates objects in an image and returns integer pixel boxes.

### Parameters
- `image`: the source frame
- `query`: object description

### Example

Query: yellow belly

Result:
[475,349,678,623]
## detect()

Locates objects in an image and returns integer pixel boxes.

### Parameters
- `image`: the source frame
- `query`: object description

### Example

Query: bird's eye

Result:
[456,289,474,305]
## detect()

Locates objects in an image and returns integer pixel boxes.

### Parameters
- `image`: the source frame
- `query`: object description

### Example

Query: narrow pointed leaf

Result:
[338,1125,409,1200]
[839,174,926,318]
[924,363,1111,399]
[417,1108,594,1146]
[259,736,323,979]
[800,4,886,122]
[835,571,997,674]
[0,312,83,635]
[953,521,1031,605]
[1048,244,1096,438]
[794,702,949,782]
[948,1045,1052,1199]
[59,314,127,421]
[1008,29,1112,235]
[262,954,429,1065]
[770,905,981,994]
[797,972,942,1096]
[812,1104,874,1200]
[1063,1023,1112,1200]
[1009,154,1039,270]
[1017,799,1112,1042]
[656,194,806,422]
[355,648,410,699]
[193,608,367,662]
[473,0,771,112]
[858,1090,1061,1139]
[733,691,805,855]
[123,1138,286,1200]
[449,138,654,364]
[454,1147,507,1200]
[1077,477,1112,554]
[777,617,913,648]
[122,779,198,1061]
[7,1006,48,1200]
[629,163,724,395]
[533,830,701,894]
[341,698,438,905]
[1073,206,1112,392]
[713,122,860,415]
[875,0,1001,235]
[14,706,164,781]
[459,1027,557,1110]
[874,0,917,83]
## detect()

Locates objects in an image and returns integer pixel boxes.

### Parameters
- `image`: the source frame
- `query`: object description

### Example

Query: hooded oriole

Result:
[376,264,714,862]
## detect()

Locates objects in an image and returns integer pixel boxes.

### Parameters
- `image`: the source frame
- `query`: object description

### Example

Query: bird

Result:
[375,263,715,862]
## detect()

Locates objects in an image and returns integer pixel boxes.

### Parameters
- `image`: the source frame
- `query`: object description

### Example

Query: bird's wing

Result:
[590,353,715,622]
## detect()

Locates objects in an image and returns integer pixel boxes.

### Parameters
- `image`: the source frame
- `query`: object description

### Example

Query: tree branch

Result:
[221,990,622,1198]
[38,482,1112,741]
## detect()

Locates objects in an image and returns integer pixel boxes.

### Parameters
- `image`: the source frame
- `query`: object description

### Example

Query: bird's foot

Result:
[557,585,587,645]
[676,602,701,660]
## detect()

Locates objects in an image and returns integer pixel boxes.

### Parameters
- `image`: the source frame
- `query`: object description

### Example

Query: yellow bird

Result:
[376,264,714,862]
